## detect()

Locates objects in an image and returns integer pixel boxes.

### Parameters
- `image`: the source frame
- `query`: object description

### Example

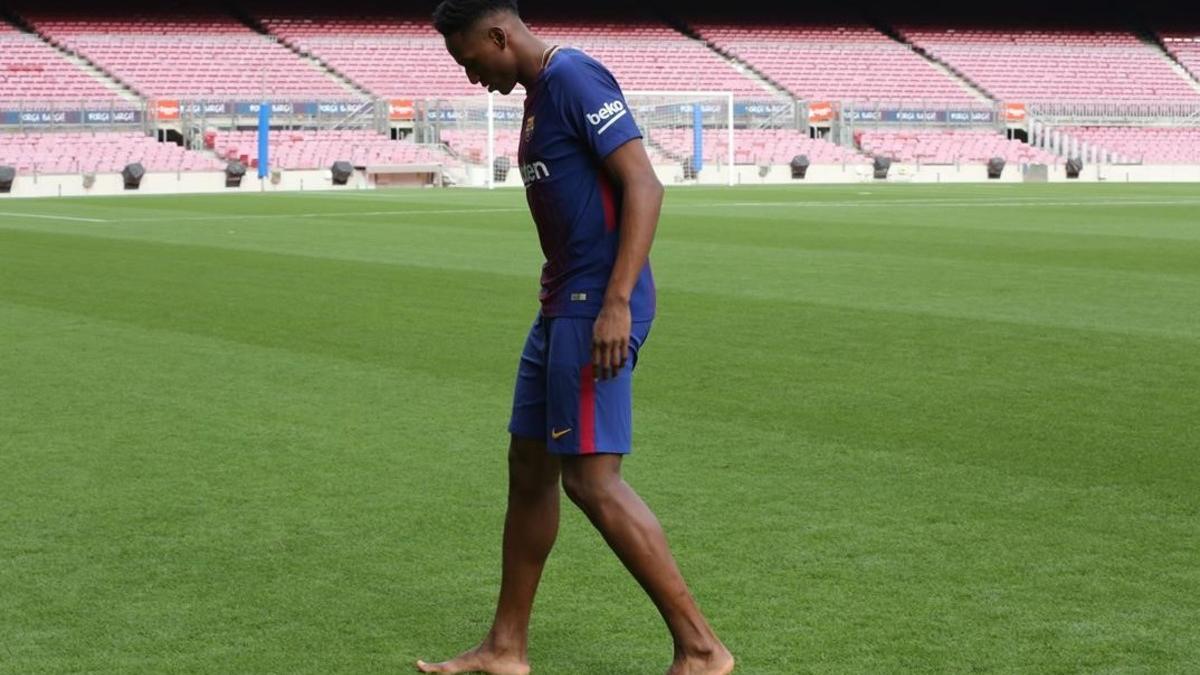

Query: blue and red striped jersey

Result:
[517,48,656,321]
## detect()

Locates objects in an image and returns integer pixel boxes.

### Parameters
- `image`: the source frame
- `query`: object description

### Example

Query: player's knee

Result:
[560,463,618,510]
[508,435,559,497]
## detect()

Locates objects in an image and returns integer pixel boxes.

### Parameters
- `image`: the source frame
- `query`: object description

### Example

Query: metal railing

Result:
[1027,101,1200,126]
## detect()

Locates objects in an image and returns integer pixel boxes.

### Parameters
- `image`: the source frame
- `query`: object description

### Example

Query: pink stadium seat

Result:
[899,27,1200,103]
[1056,127,1200,164]
[648,128,870,165]
[0,33,126,103]
[439,129,521,164]
[0,131,225,173]
[21,11,350,98]
[1159,30,1200,84]
[691,23,979,104]
[857,129,1060,164]
[259,15,772,98]
[210,129,456,170]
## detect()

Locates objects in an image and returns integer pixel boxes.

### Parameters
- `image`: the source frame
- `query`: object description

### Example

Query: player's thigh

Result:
[508,434,560,492]
[508,314,549,441]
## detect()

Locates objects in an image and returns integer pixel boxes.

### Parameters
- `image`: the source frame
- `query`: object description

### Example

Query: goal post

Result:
[414,90,736,188]
[626,91,737,187]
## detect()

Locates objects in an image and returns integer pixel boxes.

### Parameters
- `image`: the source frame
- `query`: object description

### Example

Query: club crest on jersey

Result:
[523,115,536,142]
[586,100,627,135]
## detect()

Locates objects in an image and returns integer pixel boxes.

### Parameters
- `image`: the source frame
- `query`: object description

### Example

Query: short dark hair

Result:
[432,0,519,37]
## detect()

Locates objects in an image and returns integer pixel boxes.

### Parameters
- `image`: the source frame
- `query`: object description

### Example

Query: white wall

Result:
[718,163,1200,185]
[3,163,1199,199]
[1077,165,1200,183]
[1,168,371,199]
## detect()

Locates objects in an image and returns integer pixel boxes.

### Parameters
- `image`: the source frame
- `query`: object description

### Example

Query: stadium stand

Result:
[899,27,1200,103]
[437,128,676,166]
[691,23,980,104]
[210,129,455,170]
[1054,127,1200,164]
[439,129,520,163]
[1158,30,1200,83]
[18,10,350,98]
[649,129,870,165]
[258,14,772,98]
[3,3,1198,183]
[0,131,224,173]
[523,21,771,96]
[856,129,1060,164]
[0,33,126,103]
[260,16,481,97]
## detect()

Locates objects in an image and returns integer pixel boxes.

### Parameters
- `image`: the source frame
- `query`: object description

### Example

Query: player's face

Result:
[444,24,518,95]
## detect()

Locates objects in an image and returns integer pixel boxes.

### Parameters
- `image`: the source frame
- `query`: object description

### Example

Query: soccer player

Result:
[417,2,734,674]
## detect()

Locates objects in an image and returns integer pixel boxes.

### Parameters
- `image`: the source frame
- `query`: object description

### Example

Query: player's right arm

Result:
[554,57,657,380]
[592,140,662,380]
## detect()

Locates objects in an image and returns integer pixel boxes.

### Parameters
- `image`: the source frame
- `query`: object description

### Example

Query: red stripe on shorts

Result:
[579,363,597,454]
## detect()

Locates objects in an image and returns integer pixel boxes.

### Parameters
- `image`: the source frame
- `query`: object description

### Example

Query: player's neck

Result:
[515,34,552,89]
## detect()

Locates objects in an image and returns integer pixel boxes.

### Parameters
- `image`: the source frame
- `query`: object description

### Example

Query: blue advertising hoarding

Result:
[1,108,144,126]
[843,108,996,123]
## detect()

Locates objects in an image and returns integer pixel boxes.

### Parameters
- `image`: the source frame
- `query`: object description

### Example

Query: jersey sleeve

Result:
[555,56,643,160]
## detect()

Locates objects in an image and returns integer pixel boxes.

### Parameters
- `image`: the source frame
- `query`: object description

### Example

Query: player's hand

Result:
[592,298,631,381]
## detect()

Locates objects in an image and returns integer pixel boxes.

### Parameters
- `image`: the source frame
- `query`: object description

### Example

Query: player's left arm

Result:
[593,139,663,381]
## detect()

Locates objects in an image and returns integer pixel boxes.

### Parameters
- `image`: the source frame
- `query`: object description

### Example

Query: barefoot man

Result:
[417,1,734,674]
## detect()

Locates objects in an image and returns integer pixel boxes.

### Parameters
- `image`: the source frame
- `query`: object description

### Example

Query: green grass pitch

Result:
[2,184,1198,673]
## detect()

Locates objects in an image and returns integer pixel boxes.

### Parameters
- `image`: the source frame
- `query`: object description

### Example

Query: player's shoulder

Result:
[544,48,615,88]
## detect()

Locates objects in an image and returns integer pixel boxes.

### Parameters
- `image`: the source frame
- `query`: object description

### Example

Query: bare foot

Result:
[666,643,735,675]
[415,644,531,675]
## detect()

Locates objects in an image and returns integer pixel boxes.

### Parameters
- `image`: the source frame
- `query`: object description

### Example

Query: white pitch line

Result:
[682,199,1200,209]
[118,207,528,223]
[6,199,1198,227]
[115,199,1200,224]
[0,211,109,223]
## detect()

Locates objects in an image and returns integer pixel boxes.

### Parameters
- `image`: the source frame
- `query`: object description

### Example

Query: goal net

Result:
[414,91,735,188]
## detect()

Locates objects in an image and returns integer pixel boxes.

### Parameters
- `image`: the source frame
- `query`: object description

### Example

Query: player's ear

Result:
[488,26,507,50]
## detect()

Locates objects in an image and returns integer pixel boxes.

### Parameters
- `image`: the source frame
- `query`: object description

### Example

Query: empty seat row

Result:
[21,11,348,98]
[692,23,979,104]
[0,130,224,173]
[900,27,1200,103]
[0,34,126,102]
[262,15,772,98]
[1056,126,1200,164]
[857,129,1060,164]
[209,129,455,169]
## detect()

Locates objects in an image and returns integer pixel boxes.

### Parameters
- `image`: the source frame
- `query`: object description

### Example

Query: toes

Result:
[416,657,483,674]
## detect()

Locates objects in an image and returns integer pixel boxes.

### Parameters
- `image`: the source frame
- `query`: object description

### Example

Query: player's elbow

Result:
[638,173,664,204]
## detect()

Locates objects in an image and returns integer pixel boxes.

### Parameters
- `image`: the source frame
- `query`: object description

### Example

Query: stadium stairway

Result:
[231,8,371,99]
[1,12,140,103]
[871,19,994,103]
[282,43,369,98]
[56,43,142,103]
[670,21,791,99]
[1144,29,1200,94]
[665,18,792,99]
[645,136,686,166]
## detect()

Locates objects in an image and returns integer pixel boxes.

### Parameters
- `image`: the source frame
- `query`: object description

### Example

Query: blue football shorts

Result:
[508,313,653,454]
